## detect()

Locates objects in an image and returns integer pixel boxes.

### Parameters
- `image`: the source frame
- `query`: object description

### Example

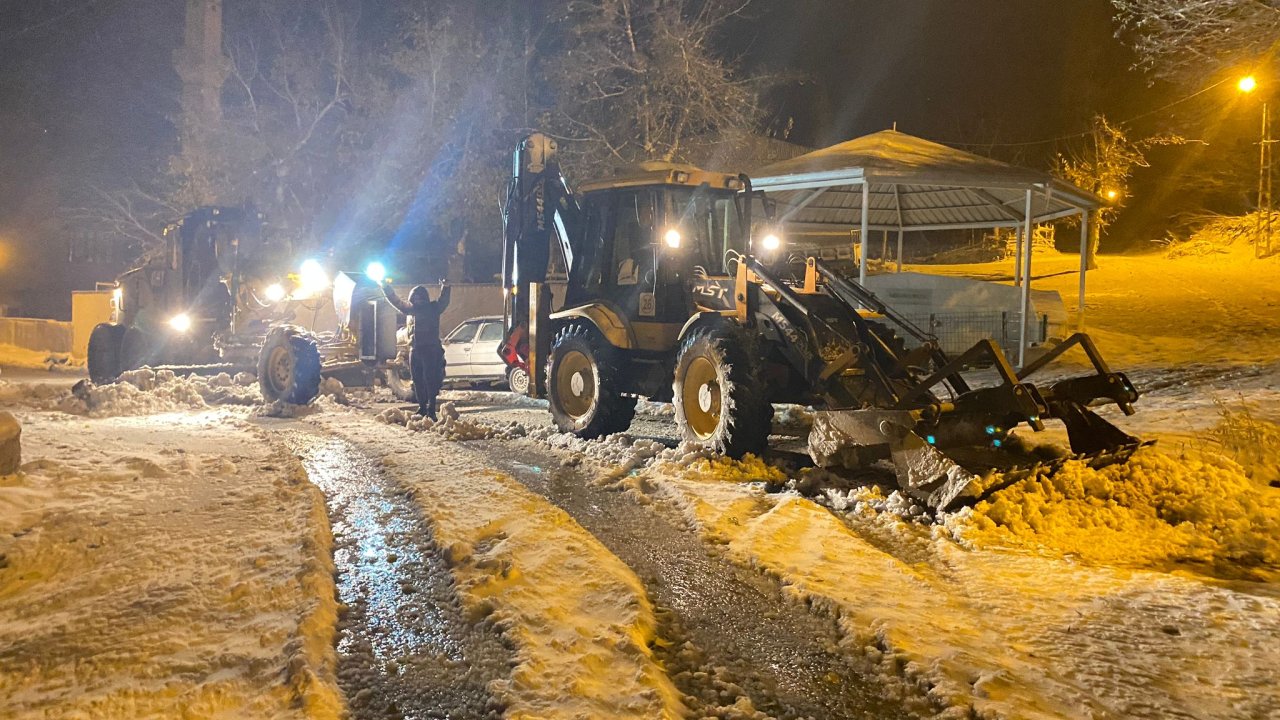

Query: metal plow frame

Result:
[801,260,1142,512]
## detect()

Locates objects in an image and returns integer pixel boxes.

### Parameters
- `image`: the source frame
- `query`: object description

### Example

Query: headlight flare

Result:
[263,283,286,303]
[663,228,682,249]
[296,259,329,299]
[365,261,387,283]
[760,233,782,252]
[168,313,193,333]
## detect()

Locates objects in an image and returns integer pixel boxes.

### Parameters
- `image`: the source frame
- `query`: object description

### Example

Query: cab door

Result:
[442,320,481,377]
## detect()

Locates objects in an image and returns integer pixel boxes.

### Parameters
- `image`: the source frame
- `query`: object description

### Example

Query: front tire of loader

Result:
[88,323,126,384]
[258,325,322,405]
[121,327,152,373]
[673,323,771,458]
[546,323,636,438]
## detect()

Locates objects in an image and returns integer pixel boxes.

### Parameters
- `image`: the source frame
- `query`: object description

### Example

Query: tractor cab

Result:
[565,163,752,324]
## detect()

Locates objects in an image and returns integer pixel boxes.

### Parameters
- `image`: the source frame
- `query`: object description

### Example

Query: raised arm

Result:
[436,283,451,311]
[382,281,414,314]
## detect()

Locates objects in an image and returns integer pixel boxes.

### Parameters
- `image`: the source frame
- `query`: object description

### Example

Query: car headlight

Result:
[365,261,387,283]
[168,313,192,333]
[663,228,682,249]
[760,233,782,252]
[263,283,286,303]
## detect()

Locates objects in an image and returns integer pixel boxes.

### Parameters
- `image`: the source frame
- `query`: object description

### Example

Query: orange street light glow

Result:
[1238,75,1258,93]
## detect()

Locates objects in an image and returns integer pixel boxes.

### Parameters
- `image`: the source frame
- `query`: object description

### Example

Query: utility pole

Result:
[173,0,225,204]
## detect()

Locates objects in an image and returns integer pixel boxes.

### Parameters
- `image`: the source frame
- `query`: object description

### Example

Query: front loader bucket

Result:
[809,410,981,511]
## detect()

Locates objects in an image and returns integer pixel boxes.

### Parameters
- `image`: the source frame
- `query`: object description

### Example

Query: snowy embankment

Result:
[633,443,1280,720]
[0,408,341,719]
[318,411,685,719]
[0,343,80,372]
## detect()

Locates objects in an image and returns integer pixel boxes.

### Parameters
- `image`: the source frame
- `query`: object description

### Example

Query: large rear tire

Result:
[87,323,126,384]
[258,325,322,405]
[546,323,636,438]
[673,322,771,457]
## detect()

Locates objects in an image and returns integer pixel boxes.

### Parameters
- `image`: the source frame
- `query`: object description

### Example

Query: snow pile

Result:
[669,454,786,485]
[440,388,546,409]
[946,449,1280,571]
[635,399,674,417]
[772,404,815,430]
[51,369,264,417]
[0,342,81,371]
[376,402,528,441]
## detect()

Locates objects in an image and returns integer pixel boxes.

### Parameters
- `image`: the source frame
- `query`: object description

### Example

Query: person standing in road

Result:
[382,279,451,419]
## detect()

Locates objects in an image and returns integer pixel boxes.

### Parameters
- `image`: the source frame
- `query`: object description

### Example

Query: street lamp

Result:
[1240,75,1272,257]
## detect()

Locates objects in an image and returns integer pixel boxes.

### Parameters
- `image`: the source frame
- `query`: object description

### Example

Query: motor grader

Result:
[500,133,1142,510]
[87,205,408,405]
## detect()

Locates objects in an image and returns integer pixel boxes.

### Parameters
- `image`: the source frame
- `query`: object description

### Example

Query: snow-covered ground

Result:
[0,407,340,719]
[2,245,1277,719]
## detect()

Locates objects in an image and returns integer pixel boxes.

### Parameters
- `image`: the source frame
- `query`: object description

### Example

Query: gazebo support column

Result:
[1018,189,1034,368]
[859,182,870,285]
[1014,226,1023,287]
[1078,210,1089,329]
[896,228,904,272]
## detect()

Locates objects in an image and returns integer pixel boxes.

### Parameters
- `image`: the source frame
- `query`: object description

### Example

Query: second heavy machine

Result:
[499,134,1143,511]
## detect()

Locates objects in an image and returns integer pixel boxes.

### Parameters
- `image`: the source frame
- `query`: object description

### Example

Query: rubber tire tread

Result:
[258,325,322,405]
[673,322,771,458]
[546,322,636,438]
[121,327,152,373]
[87,323,126,385]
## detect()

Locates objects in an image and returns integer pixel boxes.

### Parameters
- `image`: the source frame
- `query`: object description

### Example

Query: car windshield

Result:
[665,186,746,275]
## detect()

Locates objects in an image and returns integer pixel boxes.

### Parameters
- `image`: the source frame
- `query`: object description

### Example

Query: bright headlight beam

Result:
[168,313,192,333]
[761,233,782,252]
[365,261,387,283]
[263,283,286,302]
[663,228,682,249]
[297,259,329,299]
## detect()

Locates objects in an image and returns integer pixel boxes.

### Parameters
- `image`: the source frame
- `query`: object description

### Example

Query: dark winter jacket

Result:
[383,284,451,351]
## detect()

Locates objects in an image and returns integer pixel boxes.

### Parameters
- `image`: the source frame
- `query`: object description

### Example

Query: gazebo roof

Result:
[751,130,1101,233]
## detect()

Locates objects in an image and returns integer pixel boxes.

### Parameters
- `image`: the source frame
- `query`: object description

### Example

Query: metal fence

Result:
[897,311,1048,356]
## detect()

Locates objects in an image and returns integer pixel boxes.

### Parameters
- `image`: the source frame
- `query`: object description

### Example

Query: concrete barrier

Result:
[0,317,74,355]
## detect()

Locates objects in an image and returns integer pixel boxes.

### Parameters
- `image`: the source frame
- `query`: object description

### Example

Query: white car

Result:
[385,315,529,399]
[442,316,530,393]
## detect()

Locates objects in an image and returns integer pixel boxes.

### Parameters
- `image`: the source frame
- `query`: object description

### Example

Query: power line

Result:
[937,77,1232,149]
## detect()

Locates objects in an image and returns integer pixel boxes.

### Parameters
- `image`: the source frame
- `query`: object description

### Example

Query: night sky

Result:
[0,0,1186,316]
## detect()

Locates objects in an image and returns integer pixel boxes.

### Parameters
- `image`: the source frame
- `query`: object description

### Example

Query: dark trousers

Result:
[410,344,446,416]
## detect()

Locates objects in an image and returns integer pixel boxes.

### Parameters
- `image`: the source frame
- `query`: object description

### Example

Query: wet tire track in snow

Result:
[486,441,912,720]
[275,426,510,720]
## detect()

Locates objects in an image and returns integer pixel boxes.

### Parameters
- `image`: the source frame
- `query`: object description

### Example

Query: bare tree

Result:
[545,0,762,177]
[1112,0,1280,86]
[1056,116,1185,265]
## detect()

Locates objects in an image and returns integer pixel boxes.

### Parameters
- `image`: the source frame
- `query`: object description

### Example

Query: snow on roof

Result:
[751,130,1101,233]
